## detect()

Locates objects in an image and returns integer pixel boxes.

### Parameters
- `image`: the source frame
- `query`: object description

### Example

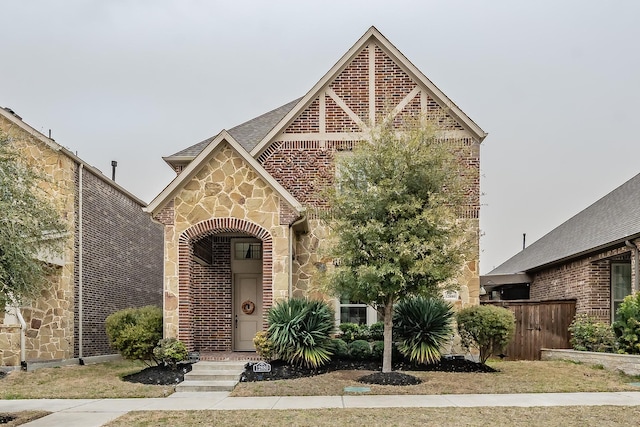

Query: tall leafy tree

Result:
[0,131,68,310]
[325,120,470,373]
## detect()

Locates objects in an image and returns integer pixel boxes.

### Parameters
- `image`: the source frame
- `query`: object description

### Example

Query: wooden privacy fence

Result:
[481,300,576,360]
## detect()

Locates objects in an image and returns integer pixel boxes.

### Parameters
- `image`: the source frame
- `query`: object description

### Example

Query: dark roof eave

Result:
[480,273,532,288]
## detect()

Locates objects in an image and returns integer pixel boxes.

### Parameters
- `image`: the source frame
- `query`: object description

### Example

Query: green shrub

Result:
[456,305,515,364]
[338,322,370,342]
[105,305,163,364]
[369,322,384,341]
[267,298,335,368]
[569,314,617,353]
[153,338,188,369]
[613,292,640,354]
[331,338,349,358]
[394,296,454,365]
[253,331,276,361]
[371,340,384,360]
[348,339,372,360]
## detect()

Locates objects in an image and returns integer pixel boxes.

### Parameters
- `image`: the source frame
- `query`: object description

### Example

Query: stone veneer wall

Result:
[161,143,292,349]
[0,115,76,366]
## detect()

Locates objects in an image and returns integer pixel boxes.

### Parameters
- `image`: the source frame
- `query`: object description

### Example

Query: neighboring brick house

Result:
[0,107,163,369]
[146,27,486,353]
[481,173,640,323]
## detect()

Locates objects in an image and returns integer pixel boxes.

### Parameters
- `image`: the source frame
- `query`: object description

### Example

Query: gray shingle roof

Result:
[167,98,301,158]
[487,172,640,275]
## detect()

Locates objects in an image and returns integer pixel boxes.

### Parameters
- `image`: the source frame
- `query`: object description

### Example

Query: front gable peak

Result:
[250,26,487,158]
[146,130,303,216]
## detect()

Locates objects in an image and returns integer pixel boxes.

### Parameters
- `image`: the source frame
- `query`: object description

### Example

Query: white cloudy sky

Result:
[2,0,639,274]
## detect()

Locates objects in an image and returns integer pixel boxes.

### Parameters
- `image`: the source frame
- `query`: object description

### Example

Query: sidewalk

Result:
[4,391,640,427]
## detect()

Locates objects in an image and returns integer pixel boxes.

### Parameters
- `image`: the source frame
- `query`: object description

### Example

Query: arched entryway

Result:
[178,218,273,352]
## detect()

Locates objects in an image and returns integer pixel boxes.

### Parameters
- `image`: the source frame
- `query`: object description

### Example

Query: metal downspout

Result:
[16,307,26,369]
[625,240,639,293]
[78,164,84,361]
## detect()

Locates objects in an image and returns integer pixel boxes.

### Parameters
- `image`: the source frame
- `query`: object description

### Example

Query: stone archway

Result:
[178,218,273,351]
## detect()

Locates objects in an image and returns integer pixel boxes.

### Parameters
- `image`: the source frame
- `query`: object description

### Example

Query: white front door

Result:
[234,273,263,351]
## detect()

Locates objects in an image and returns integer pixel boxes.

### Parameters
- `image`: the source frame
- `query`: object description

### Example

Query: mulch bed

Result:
[240,357,496,386]
[0,414,15,424]
[120,357,495,387]
[122,362,193,385]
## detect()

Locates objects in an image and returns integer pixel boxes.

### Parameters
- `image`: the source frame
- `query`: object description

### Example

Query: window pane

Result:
[340,307,367,325]
[234,242,261,260]
[612,263,631,300]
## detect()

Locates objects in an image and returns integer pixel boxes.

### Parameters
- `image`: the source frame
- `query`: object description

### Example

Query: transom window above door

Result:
[234,242,262,260]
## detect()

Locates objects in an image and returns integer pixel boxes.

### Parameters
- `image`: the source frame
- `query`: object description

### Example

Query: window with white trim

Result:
[336,295,379,326]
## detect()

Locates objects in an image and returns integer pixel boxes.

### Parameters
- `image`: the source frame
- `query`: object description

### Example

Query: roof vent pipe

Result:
[625,240,639,293]
[111,160,117,181]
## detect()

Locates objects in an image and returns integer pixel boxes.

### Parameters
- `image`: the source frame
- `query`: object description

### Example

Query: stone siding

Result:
[1,115,76,365]
[162,143,291,349]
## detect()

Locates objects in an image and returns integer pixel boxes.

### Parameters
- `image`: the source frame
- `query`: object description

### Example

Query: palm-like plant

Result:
[267,298,335,368]
[393,296,454,364]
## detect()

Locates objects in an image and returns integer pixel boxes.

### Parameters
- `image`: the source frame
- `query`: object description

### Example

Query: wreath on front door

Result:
[241,300,256,315]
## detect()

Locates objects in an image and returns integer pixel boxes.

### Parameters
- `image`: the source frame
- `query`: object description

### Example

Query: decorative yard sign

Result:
[253,361,272,373]
[442,290,459,301]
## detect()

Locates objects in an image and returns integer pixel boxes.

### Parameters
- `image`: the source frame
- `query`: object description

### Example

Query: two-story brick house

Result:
[0,107,163,369]
[146,27,486,353]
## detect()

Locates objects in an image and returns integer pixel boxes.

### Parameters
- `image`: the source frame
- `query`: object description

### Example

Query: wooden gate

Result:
[481,300,576,360]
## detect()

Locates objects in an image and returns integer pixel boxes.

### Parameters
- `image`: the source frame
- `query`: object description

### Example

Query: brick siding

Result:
[530,246,631,322]
[74,167,163,357]
[191,237,232,351]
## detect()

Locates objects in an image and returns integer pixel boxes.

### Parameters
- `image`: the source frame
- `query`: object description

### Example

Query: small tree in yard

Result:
[0,131,67,310]
[325,120,470,373]
[456,305,515,363]
[105,305,163,365]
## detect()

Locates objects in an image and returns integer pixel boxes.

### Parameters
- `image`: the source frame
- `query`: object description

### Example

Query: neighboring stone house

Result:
[0,107,163,369]
[482,173,640,323]
[146,27,486,353]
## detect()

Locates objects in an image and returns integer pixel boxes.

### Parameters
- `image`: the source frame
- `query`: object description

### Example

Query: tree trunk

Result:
[382,296,394,373]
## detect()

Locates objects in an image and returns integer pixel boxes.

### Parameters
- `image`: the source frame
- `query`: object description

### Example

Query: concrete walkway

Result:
[3,391,640,427]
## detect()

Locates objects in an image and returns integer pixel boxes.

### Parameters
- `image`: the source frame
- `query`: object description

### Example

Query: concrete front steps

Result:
[176,361,247,392]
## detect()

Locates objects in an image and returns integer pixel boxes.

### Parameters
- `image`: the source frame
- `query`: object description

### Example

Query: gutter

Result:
[625,240,639,293]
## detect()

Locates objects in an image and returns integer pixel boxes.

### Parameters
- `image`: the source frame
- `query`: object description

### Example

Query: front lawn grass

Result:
[1,359,638,400]
[0,360,171,399]
[105,407,640,427]
[230,360,640,396]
